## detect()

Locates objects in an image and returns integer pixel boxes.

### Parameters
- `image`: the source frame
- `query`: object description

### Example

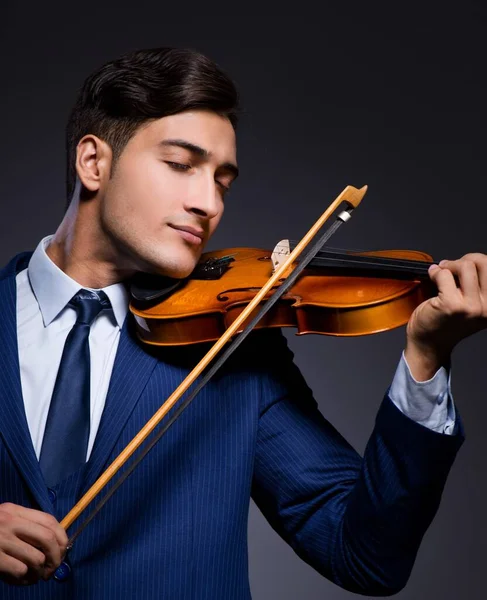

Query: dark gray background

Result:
[1,2,485,598]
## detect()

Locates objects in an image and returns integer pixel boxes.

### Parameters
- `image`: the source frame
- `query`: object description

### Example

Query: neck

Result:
[46,198,136,289]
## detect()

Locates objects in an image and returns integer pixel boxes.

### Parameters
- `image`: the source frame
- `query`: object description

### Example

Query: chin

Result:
[151,257,200,280]
[167,265,196,279]
[138,240,203,279]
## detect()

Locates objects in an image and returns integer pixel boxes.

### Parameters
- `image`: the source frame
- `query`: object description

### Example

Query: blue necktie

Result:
[39,289,110,488]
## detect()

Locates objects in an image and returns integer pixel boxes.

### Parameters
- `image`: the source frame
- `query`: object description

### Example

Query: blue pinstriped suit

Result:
[0,252,463,598]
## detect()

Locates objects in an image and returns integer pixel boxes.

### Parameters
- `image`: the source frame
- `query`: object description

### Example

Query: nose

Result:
[183,170,222,220]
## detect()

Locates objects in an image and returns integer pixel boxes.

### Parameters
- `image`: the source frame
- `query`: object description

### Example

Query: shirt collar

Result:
[28,235,129,329]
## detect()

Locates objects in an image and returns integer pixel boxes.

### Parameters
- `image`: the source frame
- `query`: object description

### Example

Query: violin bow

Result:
[62,184,367,547]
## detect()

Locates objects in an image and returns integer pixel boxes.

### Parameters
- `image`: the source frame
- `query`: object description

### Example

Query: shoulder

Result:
[144,326,316,413]
[145,327,293,374]
[226,328,316,412]
[224,328,295,373]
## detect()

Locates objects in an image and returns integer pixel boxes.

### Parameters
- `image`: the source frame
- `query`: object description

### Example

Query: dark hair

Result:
[65,47,240,200]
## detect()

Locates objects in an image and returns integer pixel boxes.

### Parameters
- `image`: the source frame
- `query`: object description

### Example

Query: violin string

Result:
[289,240,435,264]
[306,255,432,275]
[213,246,432,276]
[247,241,433,272]
[66,213,350,548]
[288,240,434,262]
[321,254,432,271]
[290,242,370,254]
[274,244,432,274]
[285,245,433,273]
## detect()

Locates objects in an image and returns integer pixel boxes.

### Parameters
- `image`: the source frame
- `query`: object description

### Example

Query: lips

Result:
[169,224,205,245]
[169,225,204,240]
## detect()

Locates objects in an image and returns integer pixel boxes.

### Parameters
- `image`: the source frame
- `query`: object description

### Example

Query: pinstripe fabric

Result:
[0,253,464,598]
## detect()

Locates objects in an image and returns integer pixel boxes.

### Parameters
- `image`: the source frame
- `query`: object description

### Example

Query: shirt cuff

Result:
[389,351,456,435]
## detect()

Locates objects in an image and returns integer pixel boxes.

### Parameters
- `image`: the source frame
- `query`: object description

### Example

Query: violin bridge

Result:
[271,239,291,273]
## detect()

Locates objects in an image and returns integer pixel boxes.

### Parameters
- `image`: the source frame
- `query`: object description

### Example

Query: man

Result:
[0,46,484,598]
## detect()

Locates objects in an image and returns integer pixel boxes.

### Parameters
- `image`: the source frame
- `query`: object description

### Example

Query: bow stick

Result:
[61,184,367,543]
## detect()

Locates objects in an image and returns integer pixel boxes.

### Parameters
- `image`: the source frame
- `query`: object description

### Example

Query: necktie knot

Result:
[69,290,110,326]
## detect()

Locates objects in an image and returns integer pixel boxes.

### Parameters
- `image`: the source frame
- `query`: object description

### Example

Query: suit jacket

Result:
[0,252,464,599]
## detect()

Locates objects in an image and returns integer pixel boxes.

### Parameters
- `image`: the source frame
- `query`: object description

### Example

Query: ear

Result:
[75,135,112,193]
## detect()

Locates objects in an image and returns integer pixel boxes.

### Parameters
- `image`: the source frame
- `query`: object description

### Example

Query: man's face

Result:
[100,109,238,278]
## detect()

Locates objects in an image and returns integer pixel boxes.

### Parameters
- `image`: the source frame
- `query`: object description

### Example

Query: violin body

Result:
[130,247,435,346]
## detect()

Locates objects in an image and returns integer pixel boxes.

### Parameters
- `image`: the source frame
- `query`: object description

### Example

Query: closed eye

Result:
[216,180,230,193]
[166,161,191,171]
[166,161,233,194]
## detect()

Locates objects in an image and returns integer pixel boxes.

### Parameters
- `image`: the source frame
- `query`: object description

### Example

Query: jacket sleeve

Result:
[250,330,464,596]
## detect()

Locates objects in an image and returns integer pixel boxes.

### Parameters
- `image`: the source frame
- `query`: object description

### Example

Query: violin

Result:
[61,184,438,545]
[129,242,435,345]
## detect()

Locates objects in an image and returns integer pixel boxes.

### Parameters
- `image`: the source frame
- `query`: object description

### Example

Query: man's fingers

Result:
[428,265,461,311]
[0,503,68,584]
[443,253,487,300]
[0,554,29,583]
[1,504,68,552]
[409,254,487,359]
[15,522,62,570]
[437,257,485,317]
[1,539,46,577]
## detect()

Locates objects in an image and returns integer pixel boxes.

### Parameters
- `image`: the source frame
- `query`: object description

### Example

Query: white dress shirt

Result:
[16,236,129,460]
[390,351,456,434]
[16,236,456,464]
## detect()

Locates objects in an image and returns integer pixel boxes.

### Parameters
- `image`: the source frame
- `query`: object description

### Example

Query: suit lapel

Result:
[82,318,159,492]
[0,254,52,512]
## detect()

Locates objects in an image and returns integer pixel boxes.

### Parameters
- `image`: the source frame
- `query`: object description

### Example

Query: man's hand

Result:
[405,252,487,381]
[0,503,68,585]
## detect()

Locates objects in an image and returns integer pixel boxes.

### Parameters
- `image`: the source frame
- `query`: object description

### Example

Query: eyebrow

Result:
[159,138,239,179]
